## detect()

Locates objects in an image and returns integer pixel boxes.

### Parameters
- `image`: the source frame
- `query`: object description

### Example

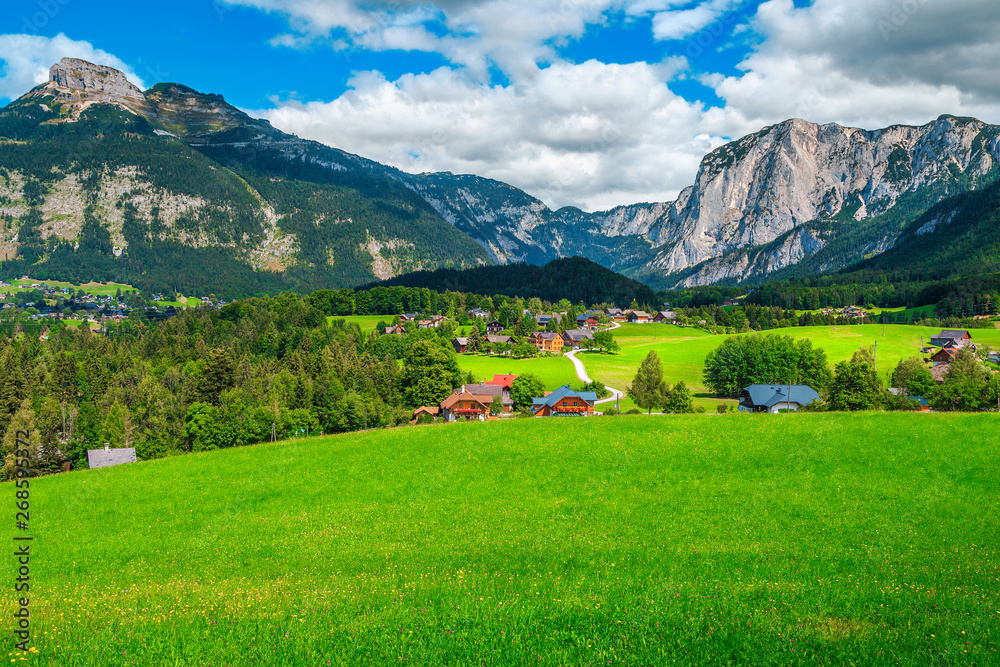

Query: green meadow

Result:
[327,314,392,332]
[457,353,577,389]
[582,323,1000,410]
[6,414,999,665]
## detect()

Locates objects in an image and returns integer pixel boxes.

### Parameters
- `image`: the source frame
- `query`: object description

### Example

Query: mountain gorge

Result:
[1,57,998,296]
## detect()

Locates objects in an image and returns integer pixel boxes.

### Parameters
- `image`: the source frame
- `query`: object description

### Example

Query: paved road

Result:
[563,321,625,406]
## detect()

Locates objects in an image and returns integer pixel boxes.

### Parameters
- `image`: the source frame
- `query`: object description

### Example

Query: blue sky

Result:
[1,0,998,210]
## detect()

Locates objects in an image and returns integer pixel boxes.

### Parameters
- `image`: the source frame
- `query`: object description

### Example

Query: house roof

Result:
[454,337,470,346]
[486,373,518,389]
[532,331,561,341]
[87,447,137,469]
[934,329,971,340]
[486,319,503,327]
[605,308,623,315]
[412,406,441,416]
[561,329,594,341]
[740,384,819,408]
[932,348,958,359]
[485,334,514,344]
[657,311,677,319]
[532,384,598,408]
[629,310,650,318]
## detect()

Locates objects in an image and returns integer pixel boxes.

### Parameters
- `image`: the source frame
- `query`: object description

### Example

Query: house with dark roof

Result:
[738,384,819,413]
[468,307,491,319]
[560,329,594,347]
[532,385,598,417]
[930,330,971,347]
[485,320,504,335]
[86,445,137,469]
[535,314,555,326]
[384,324,407,335]
[453,337,470,353]
[653,311,677,323]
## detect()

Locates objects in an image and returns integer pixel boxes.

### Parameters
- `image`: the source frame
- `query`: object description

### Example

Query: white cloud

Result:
[651,0,742,41]
[254,60,717,211]
[709,0,1000,136]
[0,33,145,101]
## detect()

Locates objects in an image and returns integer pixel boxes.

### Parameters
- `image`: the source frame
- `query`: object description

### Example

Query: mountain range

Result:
[1,57,998,296]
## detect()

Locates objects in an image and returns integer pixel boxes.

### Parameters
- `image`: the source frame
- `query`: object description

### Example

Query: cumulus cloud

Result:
[651,0,743,41]
[254,60,718,211]
[0,33,145,101]
[709,0,1000,136]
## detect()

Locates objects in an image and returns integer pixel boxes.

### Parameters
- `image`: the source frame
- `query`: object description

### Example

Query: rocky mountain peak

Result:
[47,57,145,103]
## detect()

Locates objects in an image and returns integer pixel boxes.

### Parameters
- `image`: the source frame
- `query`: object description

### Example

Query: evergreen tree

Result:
[1,401,40,480]
[199,348,236,405]
[629,351,668,414]
[468,326,483,353]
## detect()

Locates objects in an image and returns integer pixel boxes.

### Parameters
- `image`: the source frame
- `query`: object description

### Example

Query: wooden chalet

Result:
[576,313,600,329]
[605,307,625,322]
[930,348,959,366]
[531,385,598,417]
[440,390,491,421]
[384,324,407,335]
[530,331,564,352]
[484,334,514,345]
[453,337,470,353]
[485,319,504,335]
[652,311,677,323]
[412,406,441,420]
[627,310,650,323]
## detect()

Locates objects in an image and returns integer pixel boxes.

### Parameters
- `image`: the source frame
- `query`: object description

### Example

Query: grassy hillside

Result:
[6,414,999,665]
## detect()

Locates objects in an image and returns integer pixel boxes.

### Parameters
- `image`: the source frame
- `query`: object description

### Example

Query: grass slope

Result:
[7,415,999,665]
[457,353,577,390]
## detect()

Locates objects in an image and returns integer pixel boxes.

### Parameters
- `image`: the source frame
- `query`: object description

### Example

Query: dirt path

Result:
[563,321,625,406]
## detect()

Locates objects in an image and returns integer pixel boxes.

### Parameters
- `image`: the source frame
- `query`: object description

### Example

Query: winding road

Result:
[563,321,625,406]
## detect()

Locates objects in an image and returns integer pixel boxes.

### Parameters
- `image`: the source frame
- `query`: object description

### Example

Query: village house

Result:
[440,390,491,421]
[930,348,959,366]
[457,382,514,413]
[485,319,504,335]
[604,307,625,322]
[532,385,598,417]
[411,406,441,420]
[400,313,417,322]
[529,331,564,352]
[485,374,518,404]
[723,299,740,307]
[384,324,407,335]
[652,310,677,323]
[453,337,470,353]
[561,329,594,348]
[738,385,820,413]
[576,313,600,329]
[626,310,650,323]
[535,314,555,326]
[468,307,491,319]
[87,445,137,469]
[484,334,514,346]
[930,329,972,347]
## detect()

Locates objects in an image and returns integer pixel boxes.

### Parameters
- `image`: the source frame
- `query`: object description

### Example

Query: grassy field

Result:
[328,314,392,332]
[6,414,999,665]
[584,323,1000,411]
[457,353,577,390]
[7,279,134,296]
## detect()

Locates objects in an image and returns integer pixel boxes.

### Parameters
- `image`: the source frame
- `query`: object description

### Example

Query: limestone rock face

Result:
[47,57,146,104]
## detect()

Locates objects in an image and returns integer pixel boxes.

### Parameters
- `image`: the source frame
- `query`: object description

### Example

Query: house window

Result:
[573,401,578,406]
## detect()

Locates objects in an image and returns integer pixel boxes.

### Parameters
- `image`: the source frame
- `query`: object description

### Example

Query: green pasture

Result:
[328,314,392,332]
[457,353,577,390]
[6,413,999,665]
[584,323,1000,410]
[7,279,135,296]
